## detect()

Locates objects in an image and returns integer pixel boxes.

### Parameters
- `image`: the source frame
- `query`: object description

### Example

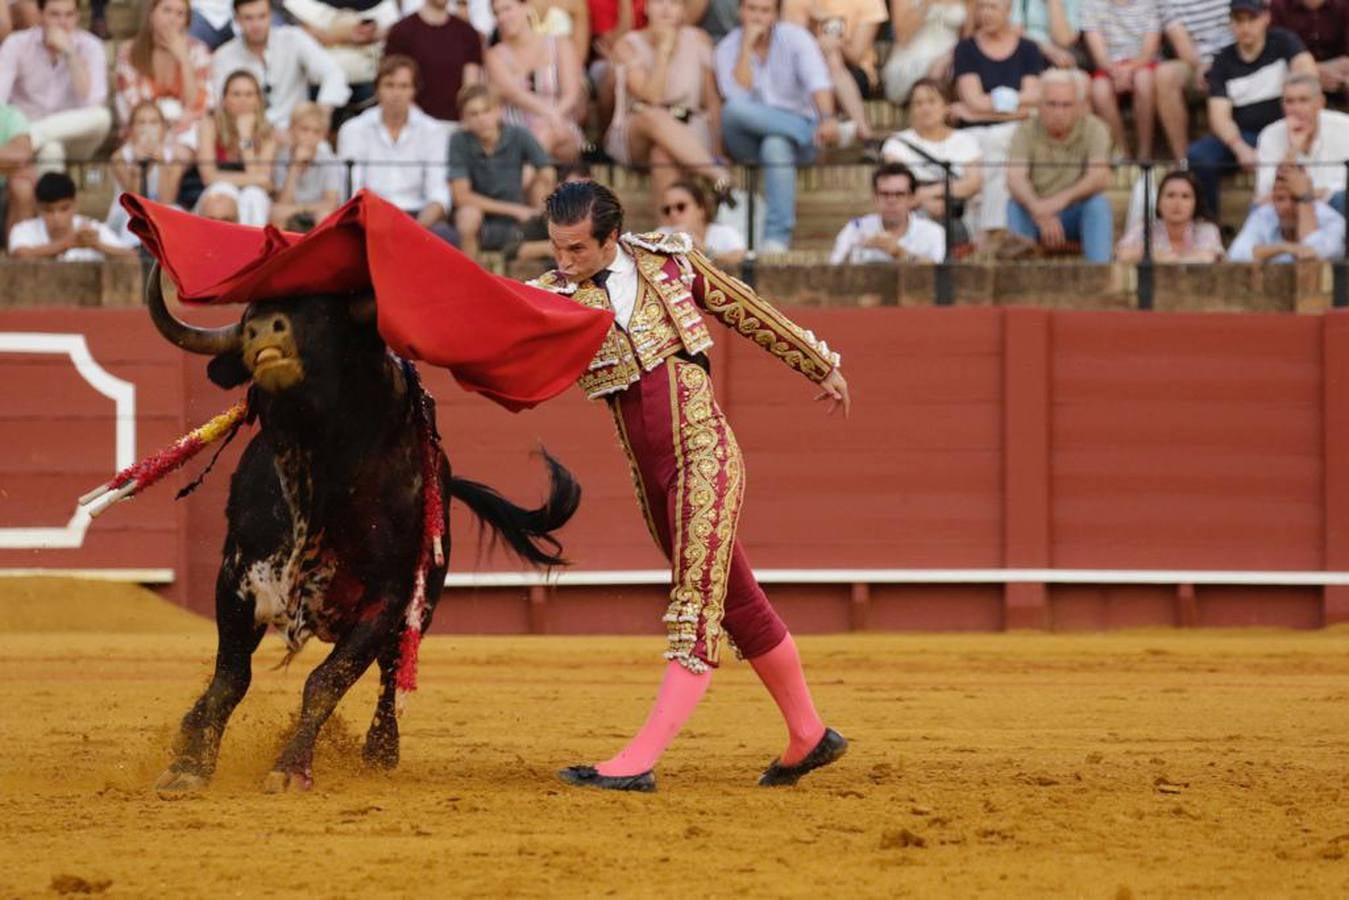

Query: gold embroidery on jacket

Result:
[686,250,841,382]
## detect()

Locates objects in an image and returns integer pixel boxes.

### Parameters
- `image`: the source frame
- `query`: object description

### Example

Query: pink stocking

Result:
[749,633,826,766]
[595,661,712,776]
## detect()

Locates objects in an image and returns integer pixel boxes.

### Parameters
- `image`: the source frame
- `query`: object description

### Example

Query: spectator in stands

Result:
[604,0,733,210]
[881,78,983,246]
[1271,0,1349,102]
[657,177,747,266]
[0,101,34,240]
[1228,165,1345,260]
[714,0,839,253]
[108,100,186,218]
[190,0,237,49]
[1012,0,1084,69]
[9,171,134,260]
[1185,0,1316,223]
[486,0,585,163]
[337,55,455,243]
[951,0,1046,233]
[196,70,275,226]
[0,0,110,174]
[270,102,341,230]
[1156,0,1230,162]
[115,0,213,147]
[383,0,484,123]
[449,84,554,259]
[830,162,946,263]
[1256,73,1349,213]
[1115,169,1225,261]
[285,0,401,103]
[1082,0,1162,160]
[783,0,888,145]
[213,0,351,132]
[882,0,970,105]
[1006,68,1113,261]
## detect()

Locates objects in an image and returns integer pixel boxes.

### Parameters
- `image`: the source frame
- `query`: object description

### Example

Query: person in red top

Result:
[531,181,852,793]
[382,0,484,122]
[1271,0,1349,99]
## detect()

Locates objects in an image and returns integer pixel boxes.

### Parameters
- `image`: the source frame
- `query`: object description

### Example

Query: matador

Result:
[529,181,852,792]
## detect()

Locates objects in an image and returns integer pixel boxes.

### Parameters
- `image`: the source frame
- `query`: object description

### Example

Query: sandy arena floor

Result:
[2,579,1349,898]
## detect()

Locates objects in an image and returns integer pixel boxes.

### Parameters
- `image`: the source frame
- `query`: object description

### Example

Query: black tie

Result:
[591,269,611,291]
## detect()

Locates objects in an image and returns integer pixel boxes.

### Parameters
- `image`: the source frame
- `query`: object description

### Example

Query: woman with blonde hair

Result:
[195,69,275,226]
[114,0,213,146]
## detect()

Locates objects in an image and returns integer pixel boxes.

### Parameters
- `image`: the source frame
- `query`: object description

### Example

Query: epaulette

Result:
[621,230,694,255]
[526,269,578,295]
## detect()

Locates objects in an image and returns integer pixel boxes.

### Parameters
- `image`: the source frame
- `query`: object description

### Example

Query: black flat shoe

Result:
[557,765,656,793]
[758,728,848,787]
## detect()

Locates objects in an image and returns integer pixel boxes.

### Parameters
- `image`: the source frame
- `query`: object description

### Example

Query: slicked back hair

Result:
[544,181,624,243]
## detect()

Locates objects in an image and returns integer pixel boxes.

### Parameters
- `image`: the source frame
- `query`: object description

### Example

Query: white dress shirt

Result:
[1227,201,1345,262]
[1255,110,1349,201]
[829,213,946,264]
[9,214,126,260]
[598,245,640,330]
[212,26,351,128]
[336,104,451,213]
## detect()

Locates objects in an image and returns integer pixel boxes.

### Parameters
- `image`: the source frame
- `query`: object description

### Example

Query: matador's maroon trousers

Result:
[595,357,825,777]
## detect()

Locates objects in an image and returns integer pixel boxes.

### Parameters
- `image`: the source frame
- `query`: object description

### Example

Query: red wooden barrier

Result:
[3,305,1346,632]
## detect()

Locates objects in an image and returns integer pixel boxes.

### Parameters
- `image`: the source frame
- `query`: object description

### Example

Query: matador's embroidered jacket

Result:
[528,231,841,397]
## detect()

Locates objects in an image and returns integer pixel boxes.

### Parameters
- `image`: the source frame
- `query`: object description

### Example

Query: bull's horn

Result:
[145,262,242,356]
[349,294,377,324]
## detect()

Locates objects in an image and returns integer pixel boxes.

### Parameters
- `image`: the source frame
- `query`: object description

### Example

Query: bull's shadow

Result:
[146,266,580,793]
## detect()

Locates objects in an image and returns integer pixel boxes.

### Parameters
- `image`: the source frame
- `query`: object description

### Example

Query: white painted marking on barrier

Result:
[0,333,136,549]
[441,568,1349,588]
[0,568,173,583]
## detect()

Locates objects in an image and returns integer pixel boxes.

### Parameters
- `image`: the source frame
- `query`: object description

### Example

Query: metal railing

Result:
[39,153,1349,310]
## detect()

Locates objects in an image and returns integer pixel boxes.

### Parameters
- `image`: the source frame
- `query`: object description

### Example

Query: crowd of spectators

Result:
[0,0,1344,269]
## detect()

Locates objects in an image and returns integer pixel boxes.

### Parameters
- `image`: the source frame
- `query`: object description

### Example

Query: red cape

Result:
[121,191,612,412]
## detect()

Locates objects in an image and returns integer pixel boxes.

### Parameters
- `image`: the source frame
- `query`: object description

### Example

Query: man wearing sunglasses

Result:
[829,162,946,264]
[530,180,851,793]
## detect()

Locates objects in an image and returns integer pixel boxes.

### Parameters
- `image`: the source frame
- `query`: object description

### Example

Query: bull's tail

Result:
[447,449,581,568]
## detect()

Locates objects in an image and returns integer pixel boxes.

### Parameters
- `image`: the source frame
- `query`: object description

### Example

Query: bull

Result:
[144,266,579,793]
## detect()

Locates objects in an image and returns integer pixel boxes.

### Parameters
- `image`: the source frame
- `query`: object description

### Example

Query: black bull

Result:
[145,266,581,793]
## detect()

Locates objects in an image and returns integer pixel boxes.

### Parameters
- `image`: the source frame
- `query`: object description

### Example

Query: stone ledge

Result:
[0,258,144,308]
[0,258,1335,314]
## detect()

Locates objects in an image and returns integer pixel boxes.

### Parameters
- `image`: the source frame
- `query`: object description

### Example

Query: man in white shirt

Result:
[830,163,946,265]
[1228,166,1345,262]
[337,55,455,243]
[0,0,110,172]
[8,171,134,261]
[1255,72,1349,214]
[212,0,351,131]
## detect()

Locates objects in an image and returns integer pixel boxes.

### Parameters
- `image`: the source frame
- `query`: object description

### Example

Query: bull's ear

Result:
[207,353,250,389]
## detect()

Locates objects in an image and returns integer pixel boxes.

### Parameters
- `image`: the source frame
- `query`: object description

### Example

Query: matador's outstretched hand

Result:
[816,368,851,418]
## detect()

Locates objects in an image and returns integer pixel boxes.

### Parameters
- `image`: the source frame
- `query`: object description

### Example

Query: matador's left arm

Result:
[686,249,842,383]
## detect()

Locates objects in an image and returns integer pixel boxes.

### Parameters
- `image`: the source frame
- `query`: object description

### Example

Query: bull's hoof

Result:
[362,732,400,771]
[262,768,313,794]
[154,766,208,795]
